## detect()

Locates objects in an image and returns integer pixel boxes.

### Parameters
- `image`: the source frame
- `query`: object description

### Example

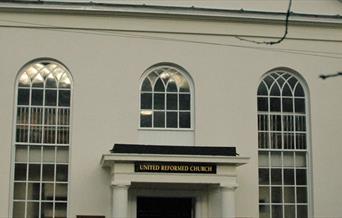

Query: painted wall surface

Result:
[0,2,341,218]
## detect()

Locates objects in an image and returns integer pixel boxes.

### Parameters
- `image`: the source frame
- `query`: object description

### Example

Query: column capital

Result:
[220,183,238,190]
[111,181,131,188]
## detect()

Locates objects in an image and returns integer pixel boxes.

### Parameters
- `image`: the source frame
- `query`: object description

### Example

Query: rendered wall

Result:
[0,6,341,218]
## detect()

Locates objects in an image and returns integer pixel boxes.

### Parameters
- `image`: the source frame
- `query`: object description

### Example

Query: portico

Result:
[101,144,249,218]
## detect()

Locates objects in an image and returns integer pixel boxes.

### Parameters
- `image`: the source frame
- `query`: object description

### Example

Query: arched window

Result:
[257,70,310,218]
[140,64,192,129]
[13,60,72,218]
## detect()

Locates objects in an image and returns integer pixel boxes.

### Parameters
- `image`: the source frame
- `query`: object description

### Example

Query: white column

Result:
[221,186,236,218]
[112,184,129,218]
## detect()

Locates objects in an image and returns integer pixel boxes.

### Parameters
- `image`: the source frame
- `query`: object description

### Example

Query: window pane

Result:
[295,116,306,131]
[42,203,54,217]
[258,114,268,131]
[43,147,55,163]
[167,80,177,92]
[17,107,30,124]
[272,205,282,218]
[42,183,54,200]
[58,90,71,106]
[56,165,68,182]
[295,84,305,97]
[272,187,283,203]
[259,205,270,218]
[258,132,269,149]
[45,90,57,106]
[258,97,268,111]
[295,152,306,167]
[55,203,67,218]
[284,169,295,185]
[32,74,44,88]
[284,187,295,203]
[271,169,282,185]
[284,205,295,218]
[14,182,26,200]
[297,187,307,203]
[58,108,70,125]
[295,99,305,113]
[57,147,69,163]
[45,108,56,125]
[28,164,41,181]
[56,184,68,201]
[13,202,25,218]
[154,78,165,92]
[257,82,268,96]
[282,97,293,112]
[44,126,56,144]
[29,146,41,162]
[270,133,282,149]
[31,89,43,105]
[141,78,152,91]
[57,127,69,144]
[283,133,294,149]
[259,169,269,185]
[16,145,28,162]
[30,126,42,143]
[179,112,190,128]
[167,94,177,110]
[140,111,152,127]
[153,111,165,128]
[27,202,39,218]
[271,152,281,167]
[154,94,165,110]
[179,94,190,110]
[15,164,27,180]
[259,187,270,203]
[270,98,281,112]
[282,84,292,96]
[43,164,54,181]
[46,75,57,88]
[258,151,269,167]
[141,93,152,109]
[283,152,294,167]
[270,84,280,96]
[166,112,177,128]
[297,205,308,218]
[16,125,28,143]
[27,183,40,200]
[296,134,306,149]
[270,115,281,131]
[179,80,190,92]
[283,115,294,131]
[30,107,43,125]
[59,74,71,88]
[296,169,307,185]
[18,89,30,105]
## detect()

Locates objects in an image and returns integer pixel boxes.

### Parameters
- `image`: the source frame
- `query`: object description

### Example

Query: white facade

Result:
[0,1,342,218]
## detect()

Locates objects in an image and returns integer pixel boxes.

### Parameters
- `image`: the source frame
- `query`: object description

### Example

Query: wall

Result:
[0,5,341,218]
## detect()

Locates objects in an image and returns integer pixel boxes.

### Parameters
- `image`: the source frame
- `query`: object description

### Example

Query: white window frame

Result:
[10,59,73,218]
[138,63,195,131]
[257,68,312,218]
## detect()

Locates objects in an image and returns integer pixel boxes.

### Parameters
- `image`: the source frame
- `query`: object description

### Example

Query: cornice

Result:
[0,1,342,26]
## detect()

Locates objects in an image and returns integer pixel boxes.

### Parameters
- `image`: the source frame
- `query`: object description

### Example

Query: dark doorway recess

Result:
[137,197,193,218]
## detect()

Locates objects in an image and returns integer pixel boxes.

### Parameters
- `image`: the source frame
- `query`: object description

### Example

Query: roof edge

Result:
[0,1,342,26]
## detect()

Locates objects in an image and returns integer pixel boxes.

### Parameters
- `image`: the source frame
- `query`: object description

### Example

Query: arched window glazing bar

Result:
[140,65,192,129]
[13,60,72,218]
[257,70,309,218]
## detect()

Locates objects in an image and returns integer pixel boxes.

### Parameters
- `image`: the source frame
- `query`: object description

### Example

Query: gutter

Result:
[0,1,342,26]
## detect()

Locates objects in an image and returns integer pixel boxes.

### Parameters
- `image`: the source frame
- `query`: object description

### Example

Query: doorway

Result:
[137,197,194,218]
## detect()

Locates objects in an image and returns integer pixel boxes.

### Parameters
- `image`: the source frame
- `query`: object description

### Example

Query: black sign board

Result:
[135,161,216,174]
